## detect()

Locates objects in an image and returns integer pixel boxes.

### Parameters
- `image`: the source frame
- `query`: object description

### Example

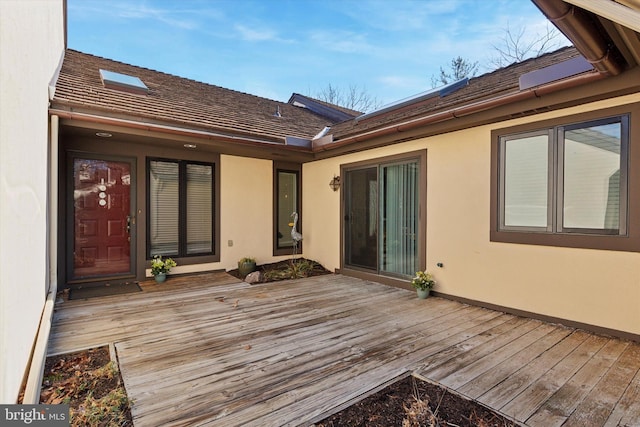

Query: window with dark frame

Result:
[273,163,301,256]
[490,107,640,252]
[498,115,628,236]
[147,158,215,259]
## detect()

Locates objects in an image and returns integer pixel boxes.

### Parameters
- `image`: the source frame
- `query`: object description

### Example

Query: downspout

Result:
[317,71,604,151]
[532,0,627,75]
[21,114,59,403]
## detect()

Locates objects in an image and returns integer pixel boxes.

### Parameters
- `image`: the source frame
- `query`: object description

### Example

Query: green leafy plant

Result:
[150,255,177,276]
[411,270,436,291]
[263,259,316,281]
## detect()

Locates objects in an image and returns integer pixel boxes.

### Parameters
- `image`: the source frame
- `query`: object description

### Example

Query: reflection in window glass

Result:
[186,164,213,254]
[149,161,179,256]
[503,134,549,228]
[277,171,297,248]
[563,123,621,231]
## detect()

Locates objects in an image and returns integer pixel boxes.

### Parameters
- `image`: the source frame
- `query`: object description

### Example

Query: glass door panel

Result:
[345,167,378,270]
[380,162,419,276]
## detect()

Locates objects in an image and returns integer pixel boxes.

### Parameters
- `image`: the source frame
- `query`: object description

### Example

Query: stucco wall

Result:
[168,154,290,275]
[303,94,640,336]
[0,0,65,403]
[220,155,275,268]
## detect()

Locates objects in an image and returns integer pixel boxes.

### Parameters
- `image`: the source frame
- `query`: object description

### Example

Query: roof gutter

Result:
[315,71,604,152]
[49,109,311,151]
[532,0,627,76]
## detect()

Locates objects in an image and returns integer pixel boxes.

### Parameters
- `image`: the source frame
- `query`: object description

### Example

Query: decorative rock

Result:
[244,271,262,284]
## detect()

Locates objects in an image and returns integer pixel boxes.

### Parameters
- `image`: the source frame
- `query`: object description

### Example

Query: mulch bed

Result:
[39,346,133,427]
[227,257,332,281]
[316,375,516,427]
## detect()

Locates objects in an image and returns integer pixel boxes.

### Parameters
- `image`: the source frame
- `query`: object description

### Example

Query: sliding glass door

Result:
[345,167,378,269]
[380,161,419,276]
[344,157,421,278]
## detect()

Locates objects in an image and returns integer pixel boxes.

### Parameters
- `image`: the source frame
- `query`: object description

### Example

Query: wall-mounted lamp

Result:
[329,175,341,191]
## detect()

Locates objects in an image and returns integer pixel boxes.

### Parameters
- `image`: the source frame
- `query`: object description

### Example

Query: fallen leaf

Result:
[244,345,251,350]
[233,299,239,309]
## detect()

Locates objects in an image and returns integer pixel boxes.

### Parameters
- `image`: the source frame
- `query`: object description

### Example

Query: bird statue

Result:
[290,212,303,257]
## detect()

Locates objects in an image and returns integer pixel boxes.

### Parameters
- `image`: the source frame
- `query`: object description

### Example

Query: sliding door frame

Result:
[340,149,427,288]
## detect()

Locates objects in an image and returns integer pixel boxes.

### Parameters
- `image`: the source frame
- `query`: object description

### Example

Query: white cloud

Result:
[69,1,205,30]
[332,0,464,32]
[309,30,373,54]
[235,24,278,42]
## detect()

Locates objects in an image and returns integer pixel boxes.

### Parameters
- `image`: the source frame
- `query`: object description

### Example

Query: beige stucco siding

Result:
[219,155,273,269]
[303,93,640,336]
[167,154,291,275]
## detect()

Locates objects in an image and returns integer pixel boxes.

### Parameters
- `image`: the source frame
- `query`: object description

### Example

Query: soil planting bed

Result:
[315,375,516,427]
[39,346,133,427]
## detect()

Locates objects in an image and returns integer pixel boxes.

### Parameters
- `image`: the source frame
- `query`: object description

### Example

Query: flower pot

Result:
[416,288,430,299]
[154,273,167,283]
[238,261,256,278]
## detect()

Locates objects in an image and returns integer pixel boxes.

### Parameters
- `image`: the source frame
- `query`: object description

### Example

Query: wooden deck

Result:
[48,273,640,426]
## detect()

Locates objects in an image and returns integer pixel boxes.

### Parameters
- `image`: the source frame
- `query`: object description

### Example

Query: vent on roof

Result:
[99,69,149,95]
[519,56,593,90]
[355,78,469,123]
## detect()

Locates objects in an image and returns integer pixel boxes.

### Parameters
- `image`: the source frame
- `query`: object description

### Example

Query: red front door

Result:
[72,158,133,280]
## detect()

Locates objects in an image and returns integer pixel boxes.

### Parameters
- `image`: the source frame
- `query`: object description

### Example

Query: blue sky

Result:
[68,0,570,107]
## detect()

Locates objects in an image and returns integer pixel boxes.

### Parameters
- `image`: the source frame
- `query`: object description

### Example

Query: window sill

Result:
[490,229,640,252]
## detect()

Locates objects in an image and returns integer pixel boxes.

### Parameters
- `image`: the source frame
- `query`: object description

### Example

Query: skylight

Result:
[519,56,593,90]
[355,78,469,123]
[99,69,148,94]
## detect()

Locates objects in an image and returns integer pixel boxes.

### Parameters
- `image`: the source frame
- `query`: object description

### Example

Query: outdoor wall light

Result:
[329,175,341,191]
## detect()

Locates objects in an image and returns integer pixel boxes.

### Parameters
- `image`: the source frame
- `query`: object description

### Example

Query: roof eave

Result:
[313,71,607,154]
[532,0,636,76]
[50,108,317,155]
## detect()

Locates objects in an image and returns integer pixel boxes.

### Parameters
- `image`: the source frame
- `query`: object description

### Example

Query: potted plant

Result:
[411,270,435,299]
[238,256,256,278]
[151,255,177,283]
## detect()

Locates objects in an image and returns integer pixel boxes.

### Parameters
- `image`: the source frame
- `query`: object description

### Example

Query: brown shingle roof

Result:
[53,47,587,151]
[52,49,335,142]
[329,46,584,141]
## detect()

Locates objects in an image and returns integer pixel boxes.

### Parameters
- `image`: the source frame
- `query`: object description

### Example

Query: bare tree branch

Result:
[312,84,382,113]
[431,56,479,87]
[489,22,563,68]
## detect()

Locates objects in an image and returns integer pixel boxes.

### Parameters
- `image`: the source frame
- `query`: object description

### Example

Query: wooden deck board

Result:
[603,355,640,427]
[479,329,590,410]
[566,342,640,427]
[46,273,640,426]
[499,333,609,422]
[458,326,573,399]
[525,339,629,427]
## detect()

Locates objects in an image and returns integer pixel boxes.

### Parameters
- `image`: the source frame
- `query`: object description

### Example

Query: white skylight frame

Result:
[99,69,149,94]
